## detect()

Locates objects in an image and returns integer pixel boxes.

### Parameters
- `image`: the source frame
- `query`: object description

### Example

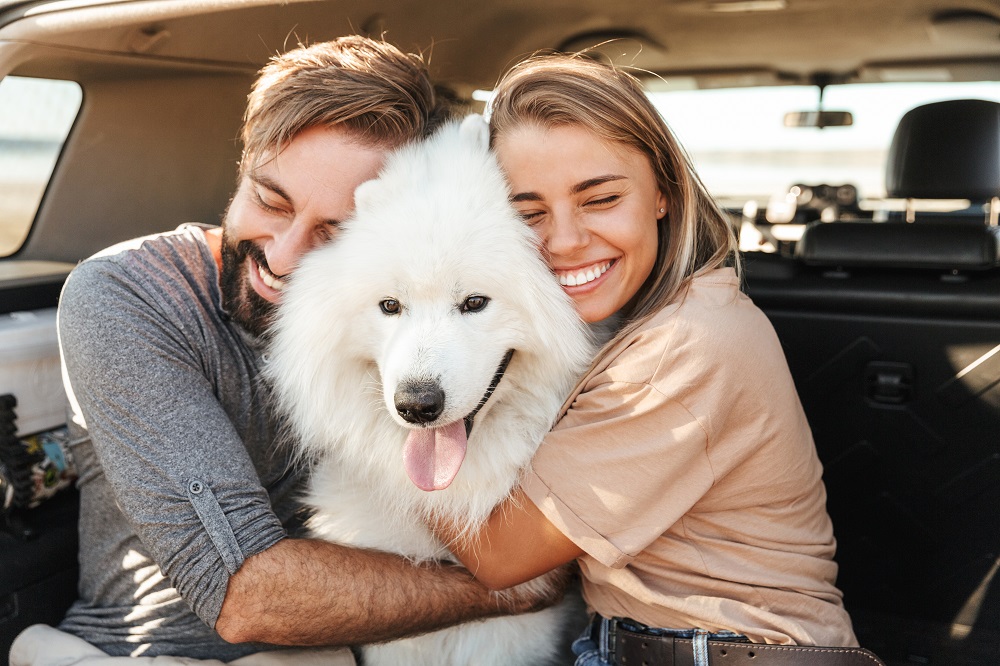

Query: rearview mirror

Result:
[783,110,853,128]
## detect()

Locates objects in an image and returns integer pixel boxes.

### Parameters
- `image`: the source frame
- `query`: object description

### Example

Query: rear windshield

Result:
[0,76,82,257]
[649,81,1000,209]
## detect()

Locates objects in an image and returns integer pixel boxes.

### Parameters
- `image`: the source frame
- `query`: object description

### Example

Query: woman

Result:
[432,55,868,665]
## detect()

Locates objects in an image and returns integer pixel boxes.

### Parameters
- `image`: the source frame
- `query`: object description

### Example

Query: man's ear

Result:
[459,113,489,150]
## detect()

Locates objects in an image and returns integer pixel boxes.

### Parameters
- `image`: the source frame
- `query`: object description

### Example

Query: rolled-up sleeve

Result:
[59,257,286,626]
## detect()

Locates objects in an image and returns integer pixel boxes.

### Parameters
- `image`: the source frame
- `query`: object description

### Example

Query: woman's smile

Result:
[553,259,615,289]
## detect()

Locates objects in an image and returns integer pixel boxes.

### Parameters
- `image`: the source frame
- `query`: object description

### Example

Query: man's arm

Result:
[59,251,289,626]
[215,537,566,645]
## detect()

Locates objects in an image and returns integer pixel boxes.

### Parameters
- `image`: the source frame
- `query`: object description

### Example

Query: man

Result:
[10,37,558,665]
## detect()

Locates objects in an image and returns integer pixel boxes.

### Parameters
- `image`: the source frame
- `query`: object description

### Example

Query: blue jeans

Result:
[572,615,748,666]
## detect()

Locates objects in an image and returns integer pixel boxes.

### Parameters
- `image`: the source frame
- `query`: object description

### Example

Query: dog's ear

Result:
[353,178,379,213]
[458,113,489,150]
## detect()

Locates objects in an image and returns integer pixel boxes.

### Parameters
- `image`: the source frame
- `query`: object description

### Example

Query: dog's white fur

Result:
[265,116,596,665]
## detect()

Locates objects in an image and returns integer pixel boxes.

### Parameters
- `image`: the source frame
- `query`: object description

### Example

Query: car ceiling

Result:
[1,0,998,94]
[0,0,997,265]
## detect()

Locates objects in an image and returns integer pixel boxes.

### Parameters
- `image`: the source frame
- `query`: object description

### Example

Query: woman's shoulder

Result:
[625,268,747,344]
[595,268,775,387]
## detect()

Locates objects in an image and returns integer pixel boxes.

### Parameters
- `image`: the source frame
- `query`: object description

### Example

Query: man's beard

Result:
[219,229,277,340]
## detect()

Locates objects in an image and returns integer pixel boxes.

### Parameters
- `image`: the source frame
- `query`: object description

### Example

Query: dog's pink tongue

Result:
[402,420,468,491]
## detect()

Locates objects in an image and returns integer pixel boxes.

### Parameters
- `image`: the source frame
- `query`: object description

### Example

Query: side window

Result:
[0,76,82,257]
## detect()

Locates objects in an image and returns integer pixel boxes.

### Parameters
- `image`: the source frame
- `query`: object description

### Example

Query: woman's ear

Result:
[656,191,668,219]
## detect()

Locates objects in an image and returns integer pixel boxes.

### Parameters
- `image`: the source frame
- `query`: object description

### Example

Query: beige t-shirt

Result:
[522,268,857,646]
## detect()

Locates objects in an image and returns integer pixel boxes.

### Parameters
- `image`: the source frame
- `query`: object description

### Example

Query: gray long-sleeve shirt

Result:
[57,224,307,659]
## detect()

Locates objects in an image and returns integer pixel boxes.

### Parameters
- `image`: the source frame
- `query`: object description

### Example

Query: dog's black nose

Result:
[395,382,445,424]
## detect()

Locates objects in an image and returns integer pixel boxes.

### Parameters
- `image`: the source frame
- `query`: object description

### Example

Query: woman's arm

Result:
[432,488,583,591]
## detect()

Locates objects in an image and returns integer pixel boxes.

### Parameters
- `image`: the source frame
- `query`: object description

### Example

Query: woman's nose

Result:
[543,210,589,259]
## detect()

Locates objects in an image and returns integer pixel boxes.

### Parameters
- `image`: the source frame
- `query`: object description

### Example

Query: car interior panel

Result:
[744,95,1000,664]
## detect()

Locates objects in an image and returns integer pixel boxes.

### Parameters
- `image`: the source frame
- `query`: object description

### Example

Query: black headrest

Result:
[795,221,1000,271]
[885,99,1000,201]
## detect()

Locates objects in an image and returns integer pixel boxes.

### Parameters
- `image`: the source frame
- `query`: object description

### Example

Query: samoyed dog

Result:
[265,116,596,666]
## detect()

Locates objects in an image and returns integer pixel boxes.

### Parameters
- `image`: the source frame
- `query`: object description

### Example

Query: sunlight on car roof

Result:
[476,80,1000,206]
[655,81,1000,203]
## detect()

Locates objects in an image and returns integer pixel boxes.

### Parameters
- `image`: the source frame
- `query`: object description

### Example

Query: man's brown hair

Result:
[241,36,446,174]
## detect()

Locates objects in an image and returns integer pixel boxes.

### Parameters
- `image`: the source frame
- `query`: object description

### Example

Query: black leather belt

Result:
[611,623,886,666]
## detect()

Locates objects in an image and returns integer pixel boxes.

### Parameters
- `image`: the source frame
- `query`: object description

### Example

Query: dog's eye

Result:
[461,295,490,313]
[379,299,402,315]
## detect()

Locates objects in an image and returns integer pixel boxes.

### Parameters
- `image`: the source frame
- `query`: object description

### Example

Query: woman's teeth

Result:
[558,261,612,287]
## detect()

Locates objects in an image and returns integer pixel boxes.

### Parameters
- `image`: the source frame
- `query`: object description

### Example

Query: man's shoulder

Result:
[85,223,214,269]
[61,224,222,329]
[69,224,216,290]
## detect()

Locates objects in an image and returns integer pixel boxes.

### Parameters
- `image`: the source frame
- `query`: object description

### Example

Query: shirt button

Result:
[189,480,204,495]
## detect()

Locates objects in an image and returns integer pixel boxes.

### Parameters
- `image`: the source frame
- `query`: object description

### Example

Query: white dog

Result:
[265,116,596,666]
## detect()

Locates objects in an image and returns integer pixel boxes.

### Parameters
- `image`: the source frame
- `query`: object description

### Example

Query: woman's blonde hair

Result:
[241,36,449,175]
[488,54,740,343]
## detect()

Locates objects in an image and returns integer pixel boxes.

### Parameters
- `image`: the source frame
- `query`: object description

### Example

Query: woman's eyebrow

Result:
[571,175,626,194]
[510,175,628,203]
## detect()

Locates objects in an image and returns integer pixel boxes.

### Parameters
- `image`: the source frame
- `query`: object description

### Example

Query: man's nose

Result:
[265,220,324,277]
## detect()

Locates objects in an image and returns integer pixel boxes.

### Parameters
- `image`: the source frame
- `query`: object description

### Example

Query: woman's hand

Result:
[432,488,584,591]
[489,563,578,614]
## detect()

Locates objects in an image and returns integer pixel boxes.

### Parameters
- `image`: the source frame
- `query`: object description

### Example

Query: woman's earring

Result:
[659,208,666,214]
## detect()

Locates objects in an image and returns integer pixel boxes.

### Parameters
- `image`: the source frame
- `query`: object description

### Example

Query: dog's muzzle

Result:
[463,349,515,435]
[393,349,514,428]
[393,349,515,431]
